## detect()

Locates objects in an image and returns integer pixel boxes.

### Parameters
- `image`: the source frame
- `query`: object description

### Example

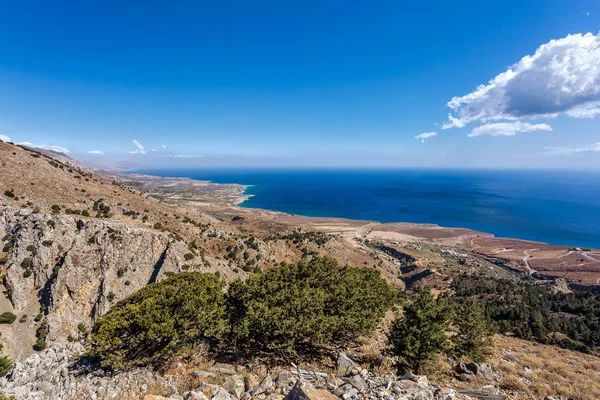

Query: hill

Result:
[1,138,600,399]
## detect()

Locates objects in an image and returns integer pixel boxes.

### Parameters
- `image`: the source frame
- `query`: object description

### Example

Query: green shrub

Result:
[0,257,7,265]
[0,392,16,400]
[26,245,35,252]
[88,272,227,369]
[21,257,33,267]
[227,256,397,353]
[34,313,43,322]
[184,253,195,261]
[34,339,46,351]
[388,290,453,374]
[451,300,494,363]
[3,190,15,198]
[0,356,13,377]
[0,312,17,324]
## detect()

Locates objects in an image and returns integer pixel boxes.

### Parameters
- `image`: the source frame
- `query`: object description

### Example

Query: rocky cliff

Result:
[0,199,236,359]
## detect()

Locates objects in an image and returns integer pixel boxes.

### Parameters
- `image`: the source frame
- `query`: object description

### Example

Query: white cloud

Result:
[545,142,600,155]
[414,132,437,143]
[151,148,158,152]
[87,150,105,155]
[161,144,167,149]
[18,141,71,154]
[128,139,147,154]
[468,122,552,137]
[161,154,204,158]
[0,134,11,142]
[444,32,600,130]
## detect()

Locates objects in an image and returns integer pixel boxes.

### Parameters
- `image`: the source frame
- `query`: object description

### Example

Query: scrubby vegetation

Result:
[88,257,397,370]
[0,356,12,377]
[388,290,494,374]
[389,291,453,373]
[88,272,227,369]
[227,256,397,353]
[0,312,17,324]
[452,276,600,352]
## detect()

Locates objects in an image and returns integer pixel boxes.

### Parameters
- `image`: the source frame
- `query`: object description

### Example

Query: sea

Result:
[131,168,600,249]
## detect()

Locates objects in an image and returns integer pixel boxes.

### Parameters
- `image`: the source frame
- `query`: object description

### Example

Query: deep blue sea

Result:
[132,169,600,249]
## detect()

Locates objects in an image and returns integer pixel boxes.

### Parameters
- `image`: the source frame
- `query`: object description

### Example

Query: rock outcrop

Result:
[2,347,494,400]
[0,204,233,358]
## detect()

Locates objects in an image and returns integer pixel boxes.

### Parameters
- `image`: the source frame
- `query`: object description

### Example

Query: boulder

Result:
[209,363,237,375]
[454,362,494,380]
[336,352,358,377]
[345,374,367,392]
[185,392,210,400]
[222,374,246,399]
[275,371,296,391]
[324,373,343,390]
[253,375,274,396]
[211,387,235,400]
[284,379,339,400]
[400,371,428,385]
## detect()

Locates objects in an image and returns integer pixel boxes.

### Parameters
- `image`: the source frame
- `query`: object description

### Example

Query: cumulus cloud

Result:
[162,144,167,149]
[443,32,600,130]
[414,132,437,143]
[468,122,552,137]
[0,134,11,142]
[19,142,71,154]
[128,139,147,154]
[545,142,600,155]
[87,150,105,155]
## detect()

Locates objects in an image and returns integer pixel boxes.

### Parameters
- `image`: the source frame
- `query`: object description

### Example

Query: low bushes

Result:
[88,272,227,369]
[0,312,17,324]
[227,256,398,352]
[0,356,12,377]
[88,257,398,370]
[388,290,494,374]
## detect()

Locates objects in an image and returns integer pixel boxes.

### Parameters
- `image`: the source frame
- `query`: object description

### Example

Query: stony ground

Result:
[1,344,498,400]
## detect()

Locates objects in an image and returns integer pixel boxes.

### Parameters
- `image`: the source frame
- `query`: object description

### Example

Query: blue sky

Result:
[0,1,599,169]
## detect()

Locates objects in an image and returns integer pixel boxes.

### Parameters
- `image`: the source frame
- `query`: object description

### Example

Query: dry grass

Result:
[490,335,600,400]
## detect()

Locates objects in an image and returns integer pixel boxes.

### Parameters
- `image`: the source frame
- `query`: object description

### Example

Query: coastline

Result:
[105,170,600,285]
[117,170,599,250]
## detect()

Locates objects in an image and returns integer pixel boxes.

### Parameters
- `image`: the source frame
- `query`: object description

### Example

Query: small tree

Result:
[0,356,12,377]
[88,272,226,369]
[388,290,453,374]
[227,256,397,353]
[451,301,494,363]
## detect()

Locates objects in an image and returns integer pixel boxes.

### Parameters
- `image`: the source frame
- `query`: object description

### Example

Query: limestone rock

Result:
[211,387,235,400]
[335,352,358,377]
[275,371,296,391]
[284,379,339,400]
[185,392,210,400]
[222,374,246,399]
[253,375,274,396]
